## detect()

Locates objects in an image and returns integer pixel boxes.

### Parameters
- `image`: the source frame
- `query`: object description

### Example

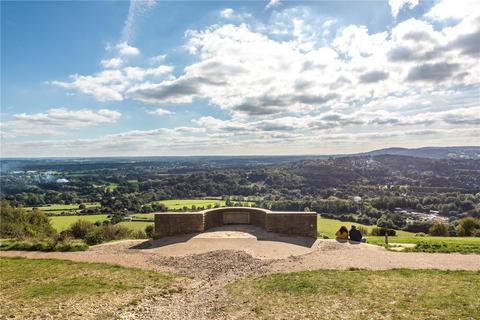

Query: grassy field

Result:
[151,199,227,209]
[50,214,109,231]
[317,216,413,238]
[118,221,153,232]
[317,216,480,253]
[49,215,153,233]
[0,257,180,319]
[226,269,480,320]
[93,183,119,192]
[367,236,480,254]
[25,203,100,215]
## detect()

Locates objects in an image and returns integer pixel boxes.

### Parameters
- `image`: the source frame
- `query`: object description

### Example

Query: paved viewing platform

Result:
[154,207,317,238]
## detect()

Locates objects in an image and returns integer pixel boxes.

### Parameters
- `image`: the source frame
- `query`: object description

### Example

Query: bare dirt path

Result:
[2,227,479,319]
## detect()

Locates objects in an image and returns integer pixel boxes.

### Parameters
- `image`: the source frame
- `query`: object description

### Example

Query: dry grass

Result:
[0,257,182,319]
[226,269,480,320]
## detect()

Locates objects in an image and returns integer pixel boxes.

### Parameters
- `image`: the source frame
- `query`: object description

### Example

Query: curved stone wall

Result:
[154,207,317,238]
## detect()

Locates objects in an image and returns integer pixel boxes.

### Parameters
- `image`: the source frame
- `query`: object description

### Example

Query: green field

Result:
[151,199,227,209]
[367,236,480,253]
[0,257,179,319]
[118,221,153,232]
[226,269,480,320]
[317,215,480,253]
[50,214,109,231]
[49,215,152,233]
[93,183,118,192]
[25,203,100,215]
[316,216,413,238]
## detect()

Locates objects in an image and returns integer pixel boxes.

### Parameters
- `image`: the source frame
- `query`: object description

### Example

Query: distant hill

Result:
[359,146,480,160]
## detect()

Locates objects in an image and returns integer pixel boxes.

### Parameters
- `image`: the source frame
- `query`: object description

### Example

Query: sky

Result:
[1,0,479,157]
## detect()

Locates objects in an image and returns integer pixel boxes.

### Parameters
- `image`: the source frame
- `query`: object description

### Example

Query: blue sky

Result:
[1,0,479,157]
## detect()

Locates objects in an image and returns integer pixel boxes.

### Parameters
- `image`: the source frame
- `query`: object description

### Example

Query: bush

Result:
[0,201,56,238]
[428,222,449,236]
[0,239,88,252]
[84,228,105,245]
[131,230,147,239]
[82,224,146,245]
[415,232,427,237]
[70,220,95,239]
[145,225,155,238]
[357,226,368,236]
[456,217,480,237]
[371,227,396,236]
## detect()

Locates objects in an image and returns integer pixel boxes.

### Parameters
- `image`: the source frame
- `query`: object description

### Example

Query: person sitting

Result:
[335,226,349,241]
[349,225,363,242]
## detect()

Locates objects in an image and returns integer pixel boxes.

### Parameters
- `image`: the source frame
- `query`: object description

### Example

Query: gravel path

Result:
[2,230,479,319]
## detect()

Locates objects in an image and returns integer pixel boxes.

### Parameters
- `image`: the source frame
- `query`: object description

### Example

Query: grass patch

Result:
[118,221,153,232]
[366,236,480,254]
[318,216,480,254]
[317,216,413,239]
[25,203,100,215]
[0,239,88,252]
[93,183,118,192]
[0,257,180,319]
[50,214,109,231]
[150,199,227,209]
[227,269,480,320]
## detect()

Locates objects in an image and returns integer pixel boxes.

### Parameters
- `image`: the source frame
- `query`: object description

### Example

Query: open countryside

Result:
[2,0,480,318]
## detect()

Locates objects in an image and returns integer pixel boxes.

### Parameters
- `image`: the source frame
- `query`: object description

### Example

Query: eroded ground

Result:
[2,226,480,319]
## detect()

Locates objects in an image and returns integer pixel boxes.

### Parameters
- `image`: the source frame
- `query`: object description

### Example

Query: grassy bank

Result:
[226,269,480,320]
[317,216,480,253]
[0,239,88,252]
[0,257,181,319]
[317,216,413,238]
[367,236,480,254]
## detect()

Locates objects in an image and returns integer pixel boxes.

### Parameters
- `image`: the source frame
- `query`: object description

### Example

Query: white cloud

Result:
[126,17,478,121]
[149,54,167,64]
[388,0,419,18]
[146,108,173,116]
[220,8,234,19]
[2,108,121,137]
[122,0,157,42]
[426,0,480,20]
[40,5,480,156]
[116,41,140,56]
[50,65,173,101]
[100,58,123,69]
[265,0,280,10]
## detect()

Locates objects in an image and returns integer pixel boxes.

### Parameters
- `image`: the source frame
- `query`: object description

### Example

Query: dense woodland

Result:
[1,153,480,234]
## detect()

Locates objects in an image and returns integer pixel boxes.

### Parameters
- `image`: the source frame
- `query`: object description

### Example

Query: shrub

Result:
[145,225,155,238]
[456,217,480,237]
[84,228,105,245]
[357,226,368,236]
[415,232,426,237]
[0,201,56,238]
[371,227,396,236]
[132,230,147,239]
[70,220,95,239]
[428,222,449,236]
[0,239,88,252]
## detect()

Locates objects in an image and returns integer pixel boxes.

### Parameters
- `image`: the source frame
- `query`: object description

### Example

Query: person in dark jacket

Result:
[349,225,363,242]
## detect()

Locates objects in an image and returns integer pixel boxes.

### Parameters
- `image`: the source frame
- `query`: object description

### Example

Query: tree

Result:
[0,201,56,238]
[456,217,480,237]
[428,221,449,236]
